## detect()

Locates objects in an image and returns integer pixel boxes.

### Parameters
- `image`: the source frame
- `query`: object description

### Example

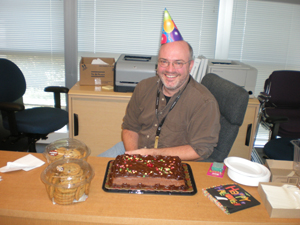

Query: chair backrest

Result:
[264,70,300,108]
[0,58,26,103]
[201,73,249,162]
[262,70,300,138]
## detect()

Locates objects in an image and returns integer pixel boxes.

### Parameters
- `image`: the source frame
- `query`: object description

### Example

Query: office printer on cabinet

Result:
[114,54,158,92]
[206,60,257,96]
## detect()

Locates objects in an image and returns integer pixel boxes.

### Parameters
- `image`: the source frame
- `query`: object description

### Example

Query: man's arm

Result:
[125,145,201,161]
[122,129,200,160]
[122,129,139,151]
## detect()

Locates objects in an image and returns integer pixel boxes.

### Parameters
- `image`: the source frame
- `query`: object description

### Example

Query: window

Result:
[229,0,300,146]
[0,0,65,107]
[229,0,300,97]
[78,0,220,58]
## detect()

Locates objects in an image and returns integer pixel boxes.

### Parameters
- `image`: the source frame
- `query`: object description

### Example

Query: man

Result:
[99,10,220,161]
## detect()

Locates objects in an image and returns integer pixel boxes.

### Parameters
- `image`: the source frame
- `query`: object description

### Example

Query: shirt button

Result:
[159,112,162,114]
[144,146,147,148]
[162,98,165,101]
[147,135,150,138]
[154,124,157,127]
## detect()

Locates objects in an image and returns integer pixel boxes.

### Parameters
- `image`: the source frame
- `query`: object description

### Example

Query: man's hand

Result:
[122,129,201,161]
[125,148,152,156]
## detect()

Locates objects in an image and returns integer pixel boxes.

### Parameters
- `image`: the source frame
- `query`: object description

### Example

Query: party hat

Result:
[161,8,183,44]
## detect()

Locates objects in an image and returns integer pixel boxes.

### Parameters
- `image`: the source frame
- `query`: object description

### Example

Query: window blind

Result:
[0,0,65,106]
[229,0,300,146]
[229,0,300,97]
[77,0,220,58]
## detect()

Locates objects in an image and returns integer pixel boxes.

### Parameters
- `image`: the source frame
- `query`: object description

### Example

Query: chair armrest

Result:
[44,86,69,94]
[257,92,271,104]
[44,86,69,109]
[265,115,289,139]
[0,102,24,112]
[266,115,289,124]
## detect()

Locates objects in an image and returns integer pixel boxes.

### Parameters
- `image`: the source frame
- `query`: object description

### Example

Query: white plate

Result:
[224,157,265,178]
[227,163,271,186]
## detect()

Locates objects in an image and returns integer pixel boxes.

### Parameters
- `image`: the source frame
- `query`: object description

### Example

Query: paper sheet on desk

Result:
[0,154,45,173]
[261,184,300,209]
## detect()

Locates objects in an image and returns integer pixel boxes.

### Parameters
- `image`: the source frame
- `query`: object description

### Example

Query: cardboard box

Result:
[80,57,115,86]
[258,182,300,218]
[265,159,300,184]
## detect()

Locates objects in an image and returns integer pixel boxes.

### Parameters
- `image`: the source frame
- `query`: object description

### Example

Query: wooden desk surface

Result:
[69,82,132,98]
[0,150,299,225]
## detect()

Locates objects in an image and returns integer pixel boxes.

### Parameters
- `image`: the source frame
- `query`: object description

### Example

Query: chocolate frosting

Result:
[111,154,185,180]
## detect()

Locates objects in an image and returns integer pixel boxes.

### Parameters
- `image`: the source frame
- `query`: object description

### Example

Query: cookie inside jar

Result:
[44,138,91,163]
[40,158,95,205]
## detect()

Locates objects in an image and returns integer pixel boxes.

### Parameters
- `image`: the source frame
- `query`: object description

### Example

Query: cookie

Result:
[55,186,77,194]
[65,148,82,159]
[48,147,67,161]
[75,185,85,200]
[54,190,75,199]
[44,160,92,205]
[85,182,90,195]
[54,199,74,205]
[48,174,59,199]
[60,163,81,175]
[53,192,75,205]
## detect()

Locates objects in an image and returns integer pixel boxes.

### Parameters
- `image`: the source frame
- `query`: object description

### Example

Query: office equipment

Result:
[195,56,208,83]
[201,73,249,162]
[257,71,300,160]
[0,58,69,152]
[190,57,201,79]
[190,55,207,82]
[114,54,158,92]
[206,59,257,96]
[258,70,300,140]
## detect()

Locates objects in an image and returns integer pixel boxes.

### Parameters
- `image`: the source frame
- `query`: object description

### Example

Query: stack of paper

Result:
[190,55,209,83]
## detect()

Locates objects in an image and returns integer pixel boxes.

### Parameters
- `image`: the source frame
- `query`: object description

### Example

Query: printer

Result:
[114,54,158,92]
[206,59,257,96]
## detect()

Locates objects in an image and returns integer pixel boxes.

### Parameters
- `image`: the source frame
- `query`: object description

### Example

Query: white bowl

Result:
[224,156,264,177]
[227,163,271,186]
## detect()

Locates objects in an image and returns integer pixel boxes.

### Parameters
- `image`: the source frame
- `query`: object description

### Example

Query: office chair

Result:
[258,70,300,140]
[0,58,69,152]
[200,73,249,162]
[257,70,300,160]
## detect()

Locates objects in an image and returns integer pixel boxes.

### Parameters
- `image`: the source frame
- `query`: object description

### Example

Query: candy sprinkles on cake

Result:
[107,154,188,190]
[118,155,178,176]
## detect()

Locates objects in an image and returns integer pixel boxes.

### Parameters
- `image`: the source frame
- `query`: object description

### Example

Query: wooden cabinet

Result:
[68,83,259,158]
[68,83,131,156]
[228,98,260,159]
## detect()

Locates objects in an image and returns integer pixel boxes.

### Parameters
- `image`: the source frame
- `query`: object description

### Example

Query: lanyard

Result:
[154,76,190,148]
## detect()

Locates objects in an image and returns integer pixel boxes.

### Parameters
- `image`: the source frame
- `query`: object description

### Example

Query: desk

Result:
[0,150,299,225]
[68,83,131,156]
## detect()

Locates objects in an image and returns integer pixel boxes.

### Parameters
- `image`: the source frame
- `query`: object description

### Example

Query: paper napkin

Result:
[91,58,108,65]
[261,184,300,209]
[0,154,45,173]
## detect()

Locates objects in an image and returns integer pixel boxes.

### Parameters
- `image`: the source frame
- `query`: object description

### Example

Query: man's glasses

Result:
[158,59,190,69]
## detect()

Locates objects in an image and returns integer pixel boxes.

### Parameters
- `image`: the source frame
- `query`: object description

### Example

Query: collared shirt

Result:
[122,75,220,160]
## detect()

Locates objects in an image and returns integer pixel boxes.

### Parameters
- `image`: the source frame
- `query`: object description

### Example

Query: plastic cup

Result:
[291,139,300,176]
